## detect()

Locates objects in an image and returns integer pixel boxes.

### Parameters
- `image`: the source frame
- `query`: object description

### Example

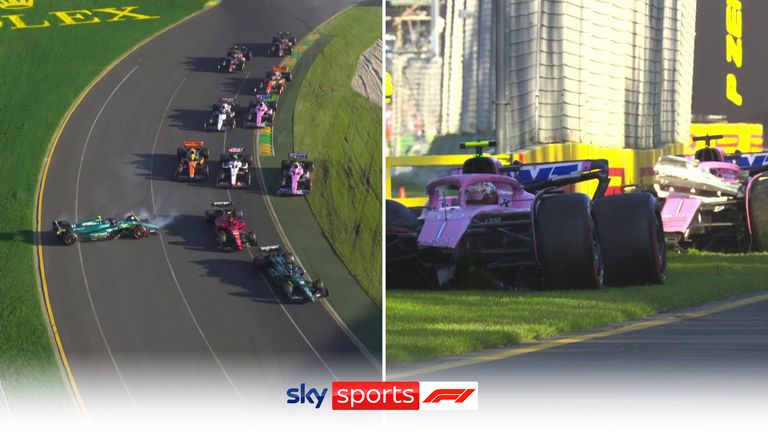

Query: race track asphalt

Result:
[38,0,378,416]
[390,295,768,418]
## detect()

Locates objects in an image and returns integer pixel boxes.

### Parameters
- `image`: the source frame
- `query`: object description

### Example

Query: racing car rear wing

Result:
[289,153,308,160]
[271,65,290,73]
[501,159,610,198]
[259,245,281,252]
[226,147,246,154]
[183,140,204,148]
[211,201,232,207]
[219,97,236,104]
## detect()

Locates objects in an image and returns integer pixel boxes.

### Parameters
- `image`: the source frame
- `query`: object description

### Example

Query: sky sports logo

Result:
[286,381,478,411]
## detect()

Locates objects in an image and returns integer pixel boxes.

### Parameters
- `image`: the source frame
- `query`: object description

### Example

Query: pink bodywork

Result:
[660,195,701,234]
[418,174,534,249]
[255,102,269,127]
[289,163,305,195]
[658,159,742,234]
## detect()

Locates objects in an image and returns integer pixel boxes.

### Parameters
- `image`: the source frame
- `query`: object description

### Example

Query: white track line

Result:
[74,66,139,411]
[225,73,338,380]
[0,380,13,423]
[149,77,246,403]
[253,131,380,370]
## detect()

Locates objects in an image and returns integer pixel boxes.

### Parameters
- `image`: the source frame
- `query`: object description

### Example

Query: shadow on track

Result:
[192,257,280,304]
[182,56,222,73]
[169,108,212,131]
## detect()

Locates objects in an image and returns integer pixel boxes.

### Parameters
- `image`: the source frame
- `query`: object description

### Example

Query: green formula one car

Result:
[253,245,329,303]
[52,214,158,246]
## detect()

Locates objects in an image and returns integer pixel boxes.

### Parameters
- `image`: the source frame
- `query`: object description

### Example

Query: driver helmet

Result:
[189,148,198,160]
[231,154,240,161]
[125,214,139,222]
[465,181,498,205]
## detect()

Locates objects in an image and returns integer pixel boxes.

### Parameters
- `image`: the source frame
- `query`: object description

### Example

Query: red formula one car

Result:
[204,201,257,251]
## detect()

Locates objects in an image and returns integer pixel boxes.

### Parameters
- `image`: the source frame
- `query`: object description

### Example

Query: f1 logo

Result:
[419,382,478,411]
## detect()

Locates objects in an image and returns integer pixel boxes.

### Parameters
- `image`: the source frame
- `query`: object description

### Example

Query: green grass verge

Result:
[0,0,206,397]
[387,252,768,365]
[293,3,382,305]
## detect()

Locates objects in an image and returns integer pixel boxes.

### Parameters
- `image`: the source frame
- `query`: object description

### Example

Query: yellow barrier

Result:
[387,123,764,206]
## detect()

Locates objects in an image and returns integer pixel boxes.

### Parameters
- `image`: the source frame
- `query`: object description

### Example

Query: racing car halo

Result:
[387,140,666,290]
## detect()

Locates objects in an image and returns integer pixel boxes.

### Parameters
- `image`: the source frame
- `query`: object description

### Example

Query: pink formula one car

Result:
[654,134,768,251]
[387,141,666,290]
[277,153,312,196]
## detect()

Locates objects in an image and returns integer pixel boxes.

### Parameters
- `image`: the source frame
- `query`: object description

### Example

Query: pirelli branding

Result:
[0,1,159,30]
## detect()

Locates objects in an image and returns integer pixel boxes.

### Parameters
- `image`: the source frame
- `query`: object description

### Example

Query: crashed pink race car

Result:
[654,134,768,251]
[387,141,666,290]
[277,153,313,196]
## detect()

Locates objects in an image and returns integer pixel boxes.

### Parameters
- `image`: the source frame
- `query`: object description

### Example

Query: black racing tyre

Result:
[306,177,312,191]
[234,209,245,219]
[133,226,148,239]
[177,147,187,159]
[305,161,314,172]
[247,231,257,247]
[286,46,292,55]
[281,160,289,171]
[216,230,227,249]
[253,254,268,270]
[284,253,295,264]
[284,73,293,82]
[204,210,218,224]
[217,172,227,183]
[202,164,210,178]
[289,37,297,45]
[592,193,666,286]
[245,171,252,187]
[536,193,603,290]
[748,173,768,251]
[283,280,294,301]
[200,147,210,159]
[63,232,77,246]
[272,36,279,43]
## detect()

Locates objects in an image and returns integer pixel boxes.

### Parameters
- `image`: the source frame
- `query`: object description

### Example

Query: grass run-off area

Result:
[387,252,768,366]
[293,3,382,305]
[0,0,206,397]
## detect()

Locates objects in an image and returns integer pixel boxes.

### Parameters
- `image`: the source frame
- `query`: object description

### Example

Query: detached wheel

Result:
[536,193,603,290]
[63,232,77,246]
[247,231,257,247]
[748,173,768,251]
[133,226,148,239]
[593,193,666,286]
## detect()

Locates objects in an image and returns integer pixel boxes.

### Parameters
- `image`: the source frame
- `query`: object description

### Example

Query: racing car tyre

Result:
[204,210,219,224]
[216,230,227,250]
[748,174,768,251]
[63,232,78,246]
[305,161,314,172]
[281,160,289,171]
[272,36,279,43]
[536,193,603,290]
[247,231,257,247]
[592,193,666,286]
[253,254,268,269]
[234,209,245,219]
[177,147,187,159]
[133,226,148,239]
[283,280,294,302]
[203,164,210,178]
